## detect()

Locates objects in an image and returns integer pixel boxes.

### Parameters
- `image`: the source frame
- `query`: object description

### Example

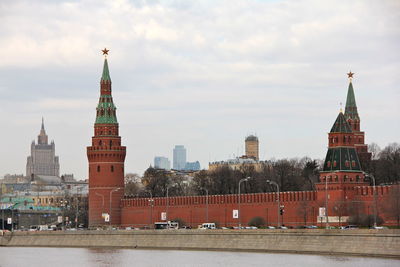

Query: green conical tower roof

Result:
[344,82,359,120]
[330,112,352,133]
[95,56,118,124]
[101,58,111,82]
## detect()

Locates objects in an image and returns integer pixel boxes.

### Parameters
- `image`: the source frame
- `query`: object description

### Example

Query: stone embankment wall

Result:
[1,229,399,258]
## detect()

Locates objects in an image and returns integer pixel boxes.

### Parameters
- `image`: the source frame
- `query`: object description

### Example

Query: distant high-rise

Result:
[245,135,259,160]
[154,156,171,170]
[173,145,186,170]
[185,161,201,171]
[26,118,60,177]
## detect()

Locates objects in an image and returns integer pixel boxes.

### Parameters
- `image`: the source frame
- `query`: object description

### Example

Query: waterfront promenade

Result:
[1,229,399,258]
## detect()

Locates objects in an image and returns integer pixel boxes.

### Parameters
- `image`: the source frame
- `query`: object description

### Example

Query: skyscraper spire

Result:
[38,117,48,144]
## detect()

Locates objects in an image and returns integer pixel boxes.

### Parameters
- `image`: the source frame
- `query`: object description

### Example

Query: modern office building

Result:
[184,161,201,171]
[154,156,171,170]
[26,119,60,177]
[173,145,186,170]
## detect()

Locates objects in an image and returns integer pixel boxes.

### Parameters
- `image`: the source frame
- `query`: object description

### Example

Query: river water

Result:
[0,248,397,267]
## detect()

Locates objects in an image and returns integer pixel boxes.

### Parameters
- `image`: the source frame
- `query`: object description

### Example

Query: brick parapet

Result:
[121,191,317,208]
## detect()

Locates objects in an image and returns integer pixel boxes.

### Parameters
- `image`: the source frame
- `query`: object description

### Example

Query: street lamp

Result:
[368,174,378,228]
[144,190,153,228]
[109,187,122,229]
[238,177,251,229]
[11,202,19,232]
[325,174,329,229]
[75,187,82,229]
[266,180,280,228]
[60,199,68,231]
[200,187,209,223]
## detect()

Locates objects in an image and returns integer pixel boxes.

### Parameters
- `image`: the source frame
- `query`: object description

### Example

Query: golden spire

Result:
[340,102,343,113]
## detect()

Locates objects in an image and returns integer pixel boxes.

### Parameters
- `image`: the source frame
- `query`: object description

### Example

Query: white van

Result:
[199,223,216,230]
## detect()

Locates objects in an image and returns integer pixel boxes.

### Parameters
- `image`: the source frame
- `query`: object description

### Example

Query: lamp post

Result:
[238,177,251,229]
[144,190,153,228]
[325,174,330,229]
[369,174,378,228]
[60,199,68,231]
[266,180,280,228]
[200,187,209,223]
[166,183,180,222]
[11,202,19,232]
[75,187,82,229]
[109,187,122,229]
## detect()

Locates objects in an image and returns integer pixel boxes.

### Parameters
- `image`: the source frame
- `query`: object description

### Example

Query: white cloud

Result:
[0,0,399,178]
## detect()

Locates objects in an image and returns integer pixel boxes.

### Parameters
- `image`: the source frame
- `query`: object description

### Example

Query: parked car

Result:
[199,223,216,230]
[343,225,359,229]
[371,226,388,229]
[267,226,276,229]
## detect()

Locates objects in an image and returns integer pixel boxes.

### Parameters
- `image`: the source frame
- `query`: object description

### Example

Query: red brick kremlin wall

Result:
[120,185,397,228]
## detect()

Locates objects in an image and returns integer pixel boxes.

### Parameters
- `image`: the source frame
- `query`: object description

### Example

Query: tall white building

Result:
[173,145,186,170]
[154,156,171,170]
[26,119,60,177]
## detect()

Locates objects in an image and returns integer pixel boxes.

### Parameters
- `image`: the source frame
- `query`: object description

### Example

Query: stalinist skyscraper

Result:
[26,118,60,177]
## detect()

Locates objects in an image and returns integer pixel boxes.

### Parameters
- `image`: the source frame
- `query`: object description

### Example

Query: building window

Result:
[345,161,350,167]
[333,161,337,167]
[356,175,360,182]
[327,161,331,167]
[111,165,114,172]
[352,161,356,167]
[97,166,100,172]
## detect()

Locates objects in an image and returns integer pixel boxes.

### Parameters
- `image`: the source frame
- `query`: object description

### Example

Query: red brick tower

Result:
[344,72,371,164]
[316,110,368,224]
[87,49,126,227]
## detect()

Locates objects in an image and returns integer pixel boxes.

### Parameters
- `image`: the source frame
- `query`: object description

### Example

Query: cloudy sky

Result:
[1,0,399,180]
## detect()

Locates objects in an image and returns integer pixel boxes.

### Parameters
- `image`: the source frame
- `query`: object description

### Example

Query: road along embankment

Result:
[1,229,399,258]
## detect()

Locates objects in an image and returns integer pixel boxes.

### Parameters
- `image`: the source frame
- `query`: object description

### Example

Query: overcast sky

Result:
[1,0,399,180]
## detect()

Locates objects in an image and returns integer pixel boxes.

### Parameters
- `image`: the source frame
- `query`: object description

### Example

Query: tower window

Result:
[109,140,112,147]
[97,166,100,172]
[352,161,356,167]
[333,161,337,167]
[111,165,114,172]
[99,140,102,146]
[327,161,331,167]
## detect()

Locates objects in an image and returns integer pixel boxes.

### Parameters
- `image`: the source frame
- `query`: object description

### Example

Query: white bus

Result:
[154,221,179,230]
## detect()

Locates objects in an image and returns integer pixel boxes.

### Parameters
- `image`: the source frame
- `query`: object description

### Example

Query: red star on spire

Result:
[347,71,354,79]
[102,48,109,56]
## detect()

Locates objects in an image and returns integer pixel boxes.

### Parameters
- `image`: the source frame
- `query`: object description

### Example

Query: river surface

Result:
[0,248,398,267]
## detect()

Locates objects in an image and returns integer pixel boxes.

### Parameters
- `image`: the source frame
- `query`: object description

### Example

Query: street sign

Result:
[57,216,63,223]
[161,212,166,221]
[233,210,239,219]
[7,218,12,224]
[319,207,326,217]
[104,214,110,222]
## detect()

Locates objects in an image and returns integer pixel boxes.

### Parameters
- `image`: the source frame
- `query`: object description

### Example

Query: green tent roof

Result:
[330,112,352,133]
[101,58,111,82]
[322,147,362,172]
[344,82,359,120]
